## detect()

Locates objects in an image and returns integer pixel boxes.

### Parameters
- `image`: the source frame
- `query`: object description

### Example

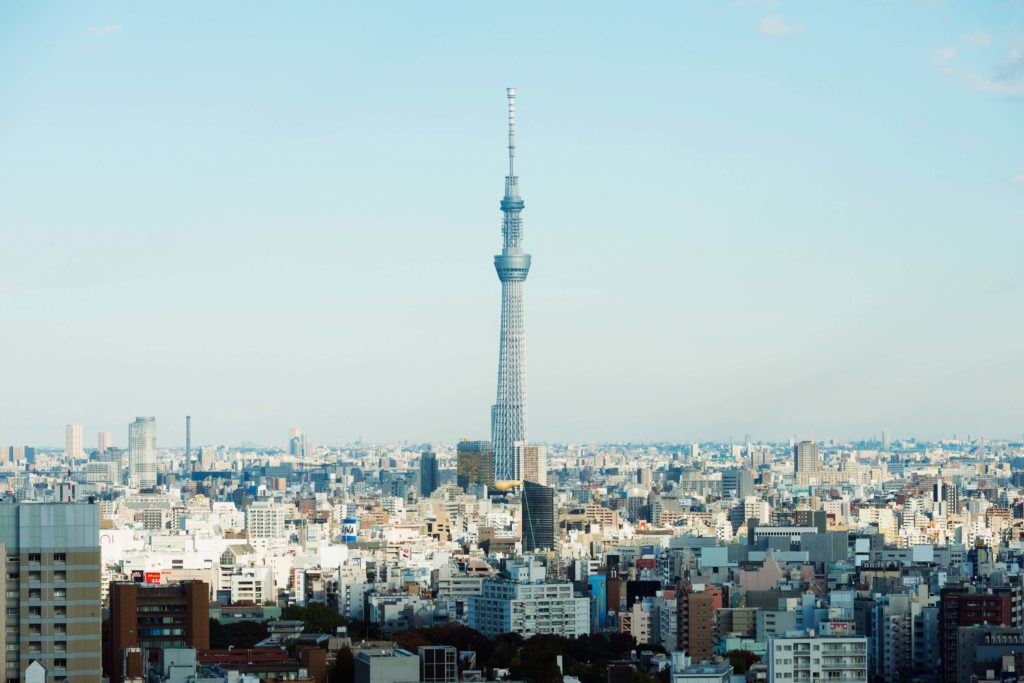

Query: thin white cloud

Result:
[759,15,802,37]
[965,30,992,48]
[934,45,957,67]
[88,25,121,38]
[935,35,1024,97]
[1012,174,1024,187]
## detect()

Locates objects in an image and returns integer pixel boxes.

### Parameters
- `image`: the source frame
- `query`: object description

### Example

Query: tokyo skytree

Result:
[491,87,531,481]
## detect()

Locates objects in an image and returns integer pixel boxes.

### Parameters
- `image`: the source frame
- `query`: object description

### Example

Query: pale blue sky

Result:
[1,2,1021,447]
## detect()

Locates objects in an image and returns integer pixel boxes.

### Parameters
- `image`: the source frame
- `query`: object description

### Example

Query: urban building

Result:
[106,580,210,683]
[468,577,589,639]
[767,632,869,683]
[1,502,102,683]
[419,450,439,498]
[677,587,714,662]
[97,431,113,453]
[288,428,313,459]
[418,645,457,683]
[354,648,419,683]
[516,442,547,486]
[521,480,554,551]
[64,424,83,459]
[245,501,287,539]
[939,584,1015,683]
[793,440,821,482]
[456,440,494,490]
[128,417,157,488]
[669,652,732,683]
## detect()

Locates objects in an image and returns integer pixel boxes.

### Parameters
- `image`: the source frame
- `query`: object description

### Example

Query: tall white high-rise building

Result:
[97,431,113,453]
[128,417,157,488]
[65,424,84,459]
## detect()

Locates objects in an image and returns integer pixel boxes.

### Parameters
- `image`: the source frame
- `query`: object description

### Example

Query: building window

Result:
[54,606,67,617]
[53,553,66,563]
[54,571,66,582]
[27,554,40,563]
[54,658,66,668]
[28,589,40,599]
[54,624,67,635]
[53,588,66,599]
[28,607,40,617]
[28,571,40,582]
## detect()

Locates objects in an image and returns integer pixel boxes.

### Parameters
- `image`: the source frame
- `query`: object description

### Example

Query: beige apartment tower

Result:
[516,442,547,486]
[64,425,83,459]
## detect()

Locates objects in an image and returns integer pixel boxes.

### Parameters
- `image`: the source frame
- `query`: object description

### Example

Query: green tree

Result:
[330,645,355,683]
[725,649,760,674]
[509,651,563,683]
[280,602,347,634]
[208,618,268,649]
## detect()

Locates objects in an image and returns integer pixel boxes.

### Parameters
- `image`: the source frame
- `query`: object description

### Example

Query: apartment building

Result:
[1,502,101,683]
[767,631,869,683]
[468,578,589,638]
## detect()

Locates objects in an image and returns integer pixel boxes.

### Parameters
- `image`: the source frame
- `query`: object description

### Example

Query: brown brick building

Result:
[105,580,210,682]
[939,584,1015,683]
[677,586,714,661]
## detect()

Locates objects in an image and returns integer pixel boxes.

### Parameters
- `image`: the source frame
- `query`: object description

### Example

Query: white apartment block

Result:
[468,579,589,638]
[230,566,274,605]
[767,632,868,683]
[246,501,287,539]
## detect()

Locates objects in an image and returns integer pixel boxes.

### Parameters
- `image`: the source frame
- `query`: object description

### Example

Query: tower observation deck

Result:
[491,87,531,481]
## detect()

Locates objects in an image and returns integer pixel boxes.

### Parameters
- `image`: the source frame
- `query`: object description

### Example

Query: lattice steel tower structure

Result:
[491,87,531,482]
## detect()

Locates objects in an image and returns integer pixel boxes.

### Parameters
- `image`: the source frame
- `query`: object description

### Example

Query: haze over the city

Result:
[1,1,1021,446]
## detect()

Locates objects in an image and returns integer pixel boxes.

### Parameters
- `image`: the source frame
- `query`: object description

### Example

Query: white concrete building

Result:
[767,631,868,683]
[246,501,287,539]
[230,565,274,604]
[468,579,589,638]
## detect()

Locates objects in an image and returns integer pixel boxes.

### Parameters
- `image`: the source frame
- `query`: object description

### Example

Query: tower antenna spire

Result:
[507,87,516,178]
[492,87,531,482]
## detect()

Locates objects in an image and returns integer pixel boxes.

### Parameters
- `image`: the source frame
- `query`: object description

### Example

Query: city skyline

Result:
[4,6,1024,683]
[1,2,1022,445]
